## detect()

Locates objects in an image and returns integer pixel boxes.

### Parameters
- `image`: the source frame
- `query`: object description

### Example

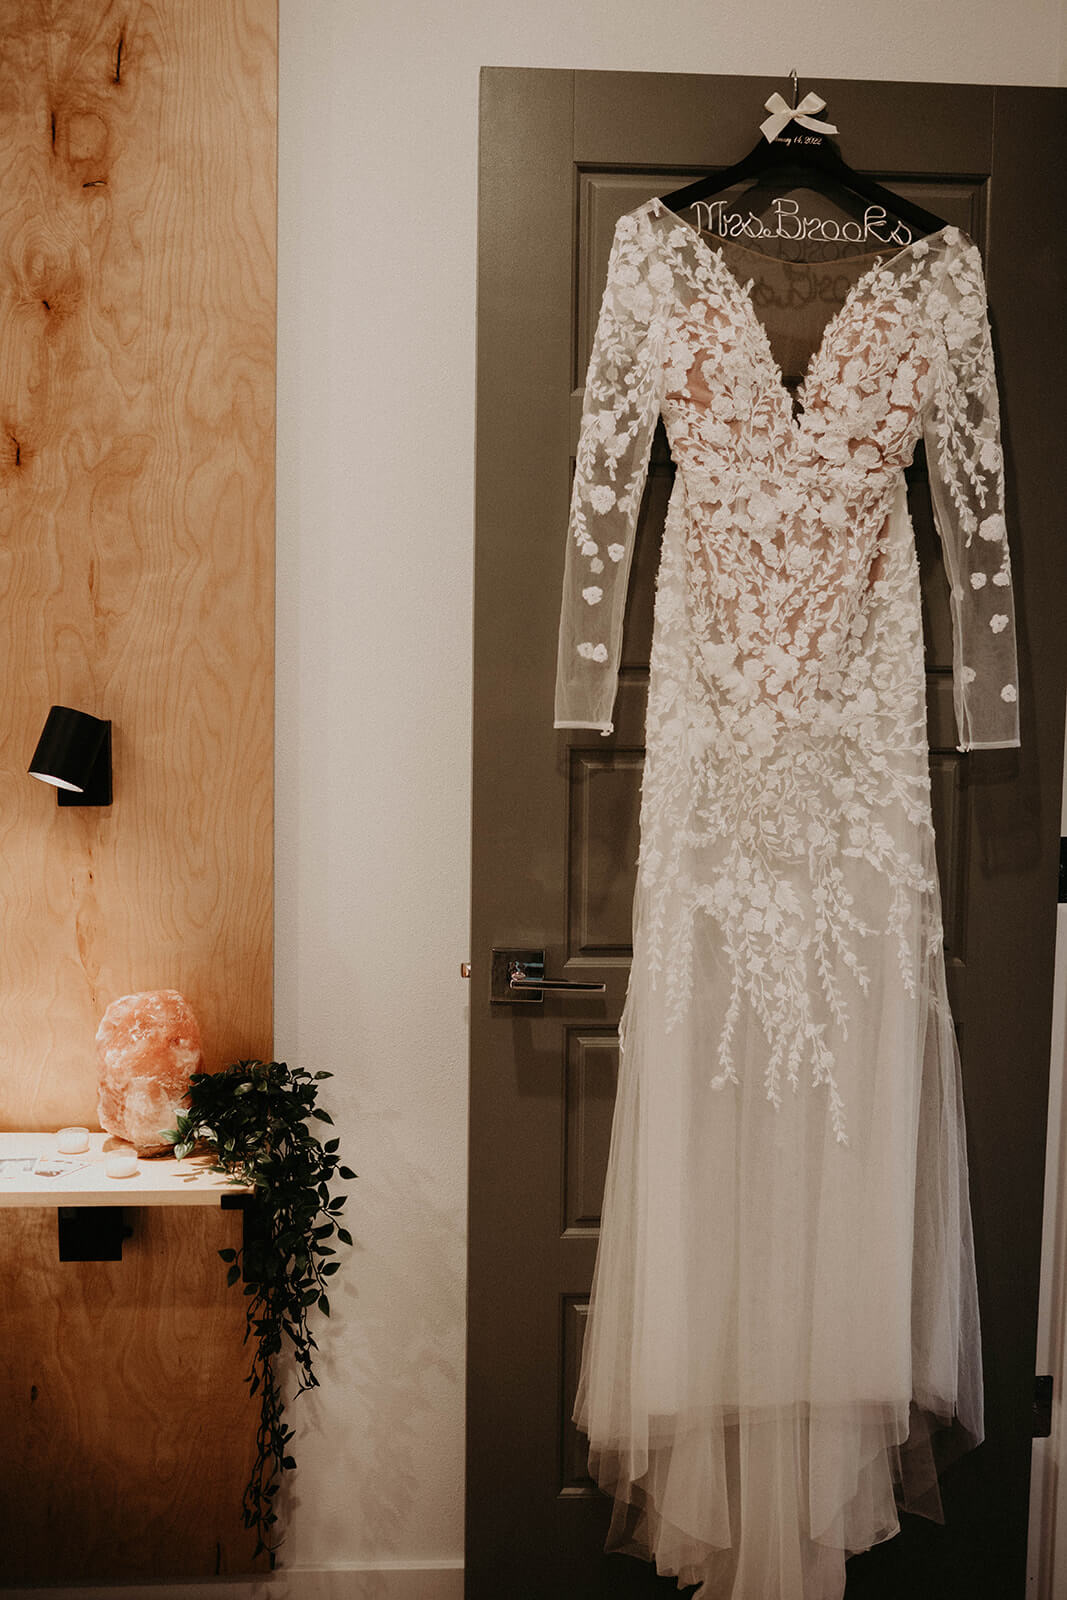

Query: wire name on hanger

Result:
[692,198,916,248]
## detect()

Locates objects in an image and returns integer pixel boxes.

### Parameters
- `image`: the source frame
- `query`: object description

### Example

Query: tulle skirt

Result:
[574,842,982,1600]
[573,495,983,1600]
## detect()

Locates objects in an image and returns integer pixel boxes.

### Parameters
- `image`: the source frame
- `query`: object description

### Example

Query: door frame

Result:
[469,67,1067,1598]
[1028,728,1067,1593]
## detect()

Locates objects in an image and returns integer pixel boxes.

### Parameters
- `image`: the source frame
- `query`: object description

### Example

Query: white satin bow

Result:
[759,90,839,144]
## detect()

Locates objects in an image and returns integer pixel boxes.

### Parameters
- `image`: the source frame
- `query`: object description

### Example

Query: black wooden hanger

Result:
[658,74,949,239]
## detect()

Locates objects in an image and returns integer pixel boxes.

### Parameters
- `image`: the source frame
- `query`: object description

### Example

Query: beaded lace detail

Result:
[554,200,1019,1140]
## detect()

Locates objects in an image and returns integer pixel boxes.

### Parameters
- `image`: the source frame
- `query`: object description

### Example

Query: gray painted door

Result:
[469,69,1067,1599]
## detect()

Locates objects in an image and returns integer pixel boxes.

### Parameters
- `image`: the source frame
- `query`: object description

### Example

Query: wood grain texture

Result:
[0,0,276,1130]
[0,1205,261,1580]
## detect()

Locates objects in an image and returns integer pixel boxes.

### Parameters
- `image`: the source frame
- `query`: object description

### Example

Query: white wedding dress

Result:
[553,198,1020,1600]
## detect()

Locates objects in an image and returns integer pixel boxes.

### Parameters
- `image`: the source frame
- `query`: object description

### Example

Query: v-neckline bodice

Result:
[645,196,956,431]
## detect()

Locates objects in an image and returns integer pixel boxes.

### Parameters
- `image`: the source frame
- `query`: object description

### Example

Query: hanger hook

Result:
[790,67,799,108]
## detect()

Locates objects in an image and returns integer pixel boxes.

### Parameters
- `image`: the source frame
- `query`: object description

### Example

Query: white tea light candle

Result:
[105,1154,139,1179]
[56,1126,90,1154]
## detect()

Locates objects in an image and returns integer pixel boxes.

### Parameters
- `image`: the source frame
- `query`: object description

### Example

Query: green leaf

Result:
[179,1055,351,1560]
[173,1141,193,1161]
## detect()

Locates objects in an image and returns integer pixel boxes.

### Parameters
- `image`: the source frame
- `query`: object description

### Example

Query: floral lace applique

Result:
[555,203,1020,1140]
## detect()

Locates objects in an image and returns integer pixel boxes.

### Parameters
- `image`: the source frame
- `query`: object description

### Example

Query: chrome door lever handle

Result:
[490,948,606,1005]
[510,970,606,992]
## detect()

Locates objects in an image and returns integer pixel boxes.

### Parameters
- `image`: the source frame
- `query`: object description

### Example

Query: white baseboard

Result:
[0,1562,464,1600]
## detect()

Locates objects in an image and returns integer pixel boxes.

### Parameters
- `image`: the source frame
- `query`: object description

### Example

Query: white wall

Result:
[273,0,1067,1587]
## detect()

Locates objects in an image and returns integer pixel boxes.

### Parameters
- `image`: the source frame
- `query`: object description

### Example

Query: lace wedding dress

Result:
[554,197,1020,1600]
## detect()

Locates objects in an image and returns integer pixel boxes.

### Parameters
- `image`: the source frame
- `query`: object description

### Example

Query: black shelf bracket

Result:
[57,1206,133,1262]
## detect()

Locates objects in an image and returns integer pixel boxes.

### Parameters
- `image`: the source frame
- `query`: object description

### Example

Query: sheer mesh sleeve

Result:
[922,237,1020,752]
[554,215,668,733]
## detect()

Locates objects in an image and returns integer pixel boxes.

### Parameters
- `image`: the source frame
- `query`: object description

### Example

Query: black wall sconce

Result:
[28,706,113,806]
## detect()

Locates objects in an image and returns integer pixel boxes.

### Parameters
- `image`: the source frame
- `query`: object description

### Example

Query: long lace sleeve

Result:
[922,236,1020,751]
[554,214,668,733]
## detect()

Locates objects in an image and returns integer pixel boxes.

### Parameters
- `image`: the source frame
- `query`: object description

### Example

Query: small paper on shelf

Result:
[32,1156,92,1180]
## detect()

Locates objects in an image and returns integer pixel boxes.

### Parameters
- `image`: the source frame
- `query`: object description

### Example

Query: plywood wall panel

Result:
[0,1205,261,1580]
[0,0,276,1129]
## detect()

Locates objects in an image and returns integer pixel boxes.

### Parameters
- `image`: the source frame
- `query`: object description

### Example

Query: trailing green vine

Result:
[165,1059,354,1560]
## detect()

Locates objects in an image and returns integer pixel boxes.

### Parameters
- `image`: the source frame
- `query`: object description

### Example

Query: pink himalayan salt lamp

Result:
[96,990,203,1155]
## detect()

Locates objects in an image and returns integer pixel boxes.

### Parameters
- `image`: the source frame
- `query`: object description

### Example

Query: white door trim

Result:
[1026,691,1067,1597]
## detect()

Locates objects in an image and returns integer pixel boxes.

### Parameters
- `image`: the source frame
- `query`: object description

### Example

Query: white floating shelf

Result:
[0,1131,253,1207]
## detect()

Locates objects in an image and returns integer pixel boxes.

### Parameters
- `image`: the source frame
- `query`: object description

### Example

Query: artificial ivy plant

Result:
[165,1058,354,1559]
